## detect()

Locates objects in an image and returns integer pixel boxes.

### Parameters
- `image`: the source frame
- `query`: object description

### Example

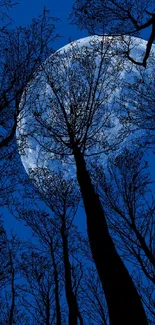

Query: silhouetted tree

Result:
[0,219,11,288]
[71,1,155,137]
[92,147,155,323]
[0,7,58,151]
[71,0,155,67]
[82,267,108,325]
[0,5,59,228]
[20,249,60,325]
[17,170,85,325]
[37,171,84,325]
[13,207,64,325]
[93,148,155,282]
[0,221,29,324]
[17,37,148,324]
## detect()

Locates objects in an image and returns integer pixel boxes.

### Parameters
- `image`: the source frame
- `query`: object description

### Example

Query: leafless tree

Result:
[19,248,60,325]
[17,37,148,324]
[92,147,155,322]
[71,0,155,67]
[0,6,59,218]
[71,1,155,137]
[0,7,58,151]
[17,169,85,325]
[0,221,29,324]
[81,266,108,325]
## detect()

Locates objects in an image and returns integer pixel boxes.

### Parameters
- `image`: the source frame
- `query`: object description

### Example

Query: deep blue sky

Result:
[11,0,87,49]
[4,1,154,240]
[10,0,151,46]
[1,5,153,324]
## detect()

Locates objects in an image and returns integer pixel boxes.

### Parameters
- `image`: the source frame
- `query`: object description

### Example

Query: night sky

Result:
[0,2,154,323]
[3,0,88,239]
[4,0,154,235]
[3,0,155,241]
[11,0,87,49]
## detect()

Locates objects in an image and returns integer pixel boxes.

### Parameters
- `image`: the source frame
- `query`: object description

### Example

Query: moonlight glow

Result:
[17,35,155,187]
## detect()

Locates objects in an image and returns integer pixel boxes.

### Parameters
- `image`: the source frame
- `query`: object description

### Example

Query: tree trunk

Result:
[73,144,148,325]
[61,217,84,325]
[45,294,50,325]
[9,254,15,325]
[50,240,62,325]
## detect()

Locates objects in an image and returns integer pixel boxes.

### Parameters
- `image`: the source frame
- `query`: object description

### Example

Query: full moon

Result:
[16,35,155,188]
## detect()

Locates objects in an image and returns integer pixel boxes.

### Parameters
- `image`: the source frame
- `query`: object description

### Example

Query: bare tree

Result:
[115,62,155,140]
[19,248,60,325]
[71,0,155,67]
[15,209,64,325]
[17,169,85,325]
[0,222,29,324]
[0,218,11,288]
[92,147,155,322]
[38,171,84,325]
[71,1,155,139]
[93,148,155,281]
[82,267,108,325]
[0,7,58,151]
[17,37,148,324]
[0,7,59,217]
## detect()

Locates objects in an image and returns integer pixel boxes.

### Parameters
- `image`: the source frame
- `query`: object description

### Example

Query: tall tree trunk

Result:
[45,294,50,325]
[50,240,62,325]
[61,216,84,325]
[9,272,15,325]
[9,254,15,325]
[73,144,148,325]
